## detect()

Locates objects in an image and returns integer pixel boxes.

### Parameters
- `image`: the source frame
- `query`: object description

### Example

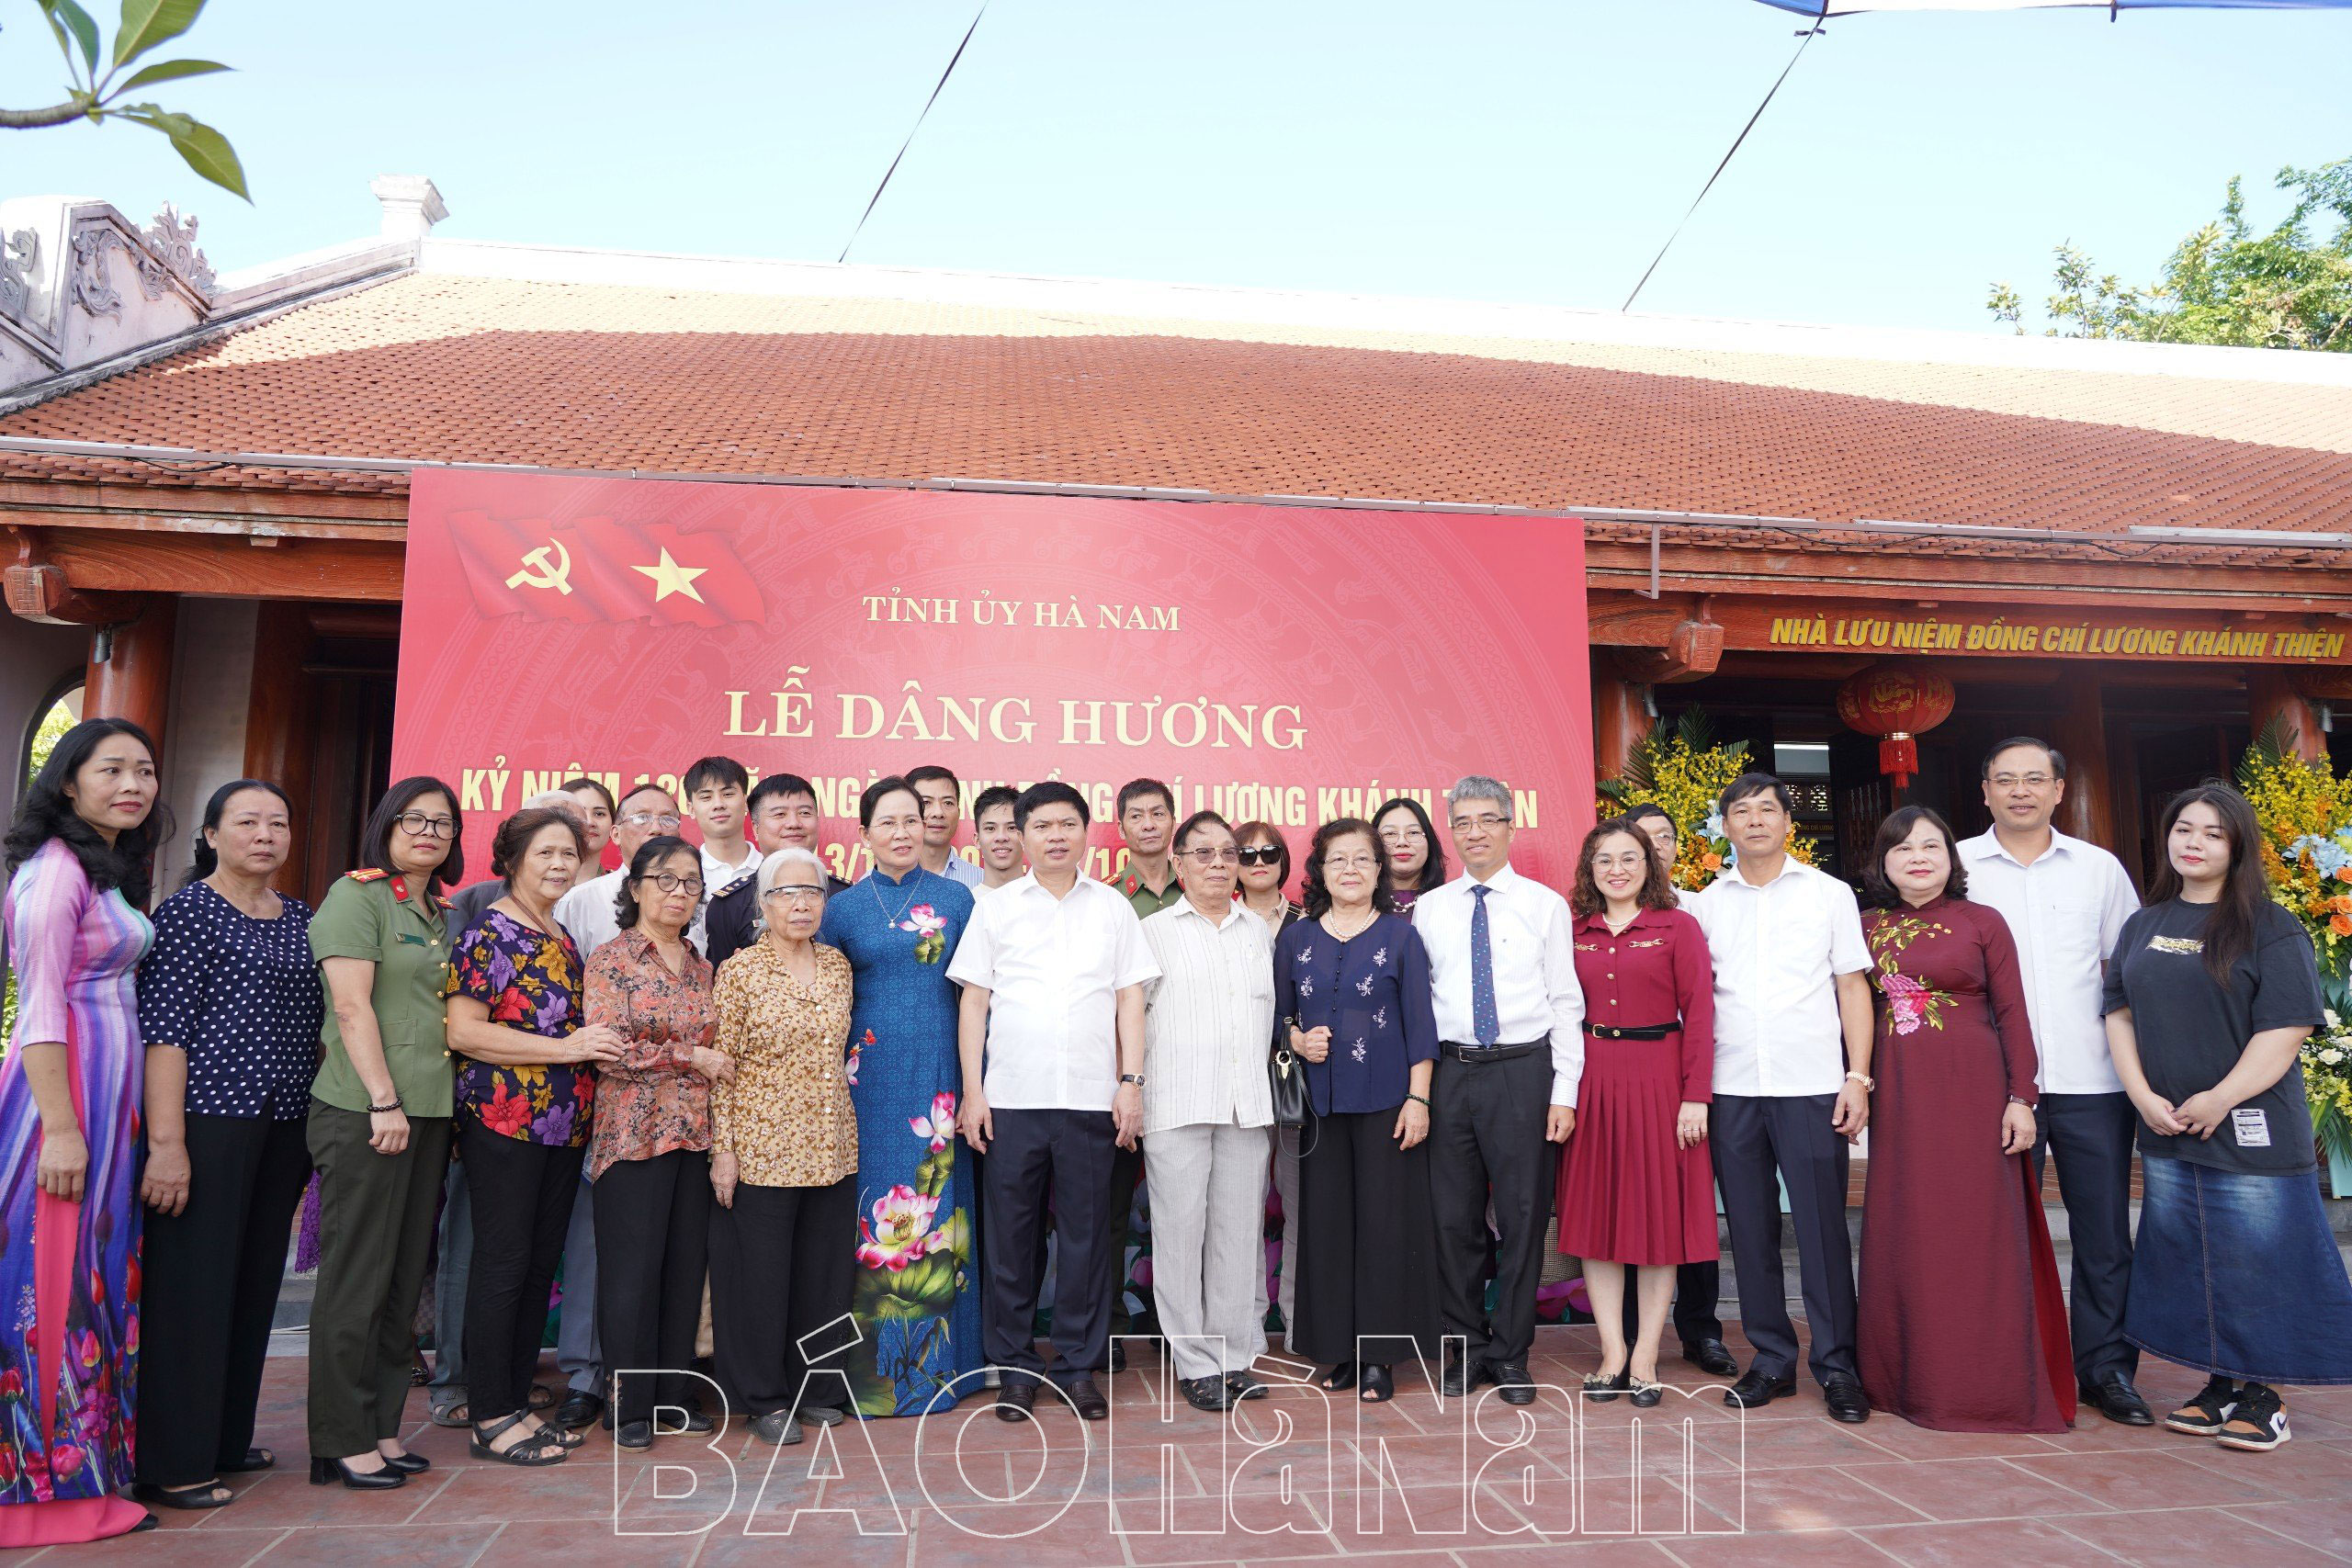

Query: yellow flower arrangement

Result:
[2238,726,2352,1161]
[1598,709,1816,893]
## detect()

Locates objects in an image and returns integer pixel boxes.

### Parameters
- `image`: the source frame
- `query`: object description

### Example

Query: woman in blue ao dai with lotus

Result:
[817,777,979,1416]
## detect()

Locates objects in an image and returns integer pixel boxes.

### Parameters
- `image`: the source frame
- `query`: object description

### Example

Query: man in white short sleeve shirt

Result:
[1959,735,2150,1427]
[1689,773,1875,1423]
[951,783,1159,1423]
[1139,810,1275,1412]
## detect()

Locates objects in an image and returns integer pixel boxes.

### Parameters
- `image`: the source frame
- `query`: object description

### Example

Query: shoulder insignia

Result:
[346,868,389,883]
[390,876,413,902]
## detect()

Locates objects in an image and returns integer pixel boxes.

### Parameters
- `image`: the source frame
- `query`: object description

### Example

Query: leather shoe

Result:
[995,1381,1037,1422]
[1067,1377,1109,1421]
[1181,1375,1233,1412]
[1442,1357,1495,1398]
[1823,1374,1871,1424]
[2078,1372,2154,1427]
[553,1391,605,1431]
[1225,1370,1269,1401]
[751,1410,804,1445]
[615,1420,654,1450]
[1111,1341,1127,1374]
[1681,1338,1739,1377]
[1724,1369,1796,1409]
[1493,1362,1536,1406]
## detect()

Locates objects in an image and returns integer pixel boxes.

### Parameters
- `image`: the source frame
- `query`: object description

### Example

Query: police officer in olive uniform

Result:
[304,783,465,1489]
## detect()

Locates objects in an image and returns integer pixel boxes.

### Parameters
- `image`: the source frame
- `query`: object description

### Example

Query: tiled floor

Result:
[14,1325,2349,1567]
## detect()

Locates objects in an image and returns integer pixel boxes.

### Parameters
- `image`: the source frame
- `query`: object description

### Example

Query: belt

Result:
[1439,1040,1543,1063]
[1584,1021,1680,1041]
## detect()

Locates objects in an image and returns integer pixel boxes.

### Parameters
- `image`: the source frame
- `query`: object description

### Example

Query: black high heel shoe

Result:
[310,1455,407,1490]
[1582,1369,1631,1403]
[379,1450,431,1475]
[1359,1364,1395,1404]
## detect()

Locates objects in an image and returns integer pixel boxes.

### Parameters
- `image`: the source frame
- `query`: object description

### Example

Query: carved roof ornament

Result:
[141,205,216,298]
[68,205,217,321]
[0,229,36,323]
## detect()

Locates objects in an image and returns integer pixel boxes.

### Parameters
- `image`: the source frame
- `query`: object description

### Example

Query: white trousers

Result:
[1146,1121,1272,1380]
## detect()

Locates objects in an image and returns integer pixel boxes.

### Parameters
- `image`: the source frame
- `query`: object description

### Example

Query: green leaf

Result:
[112,57,229,92]
[111,0,205,69]
[163,111,248,200]
[42,0,103,77]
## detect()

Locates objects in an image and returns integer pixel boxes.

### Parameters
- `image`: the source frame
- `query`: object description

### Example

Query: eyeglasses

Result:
[1325,854,1380,872]
[763,885,827,905]
[620,811,683,829]
[1378,827,1426,844]
[1236,845,1283,867]
[394,812,457,839]
[1181,846,1240,865]
[641,872,705,897]
[1988,773,2055,790]
[1450,813,1510,831]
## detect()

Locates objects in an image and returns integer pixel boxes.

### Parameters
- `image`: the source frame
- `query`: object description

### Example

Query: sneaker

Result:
[2165,1375,2239,1436]
[2214,1382,2290,1452]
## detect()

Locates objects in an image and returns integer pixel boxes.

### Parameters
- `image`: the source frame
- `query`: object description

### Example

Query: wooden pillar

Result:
[243,601,317,897]
[2051,673,2117,847]
[1592,655,1650,784]
[2248,668,2325,762]
[83,596,177,758]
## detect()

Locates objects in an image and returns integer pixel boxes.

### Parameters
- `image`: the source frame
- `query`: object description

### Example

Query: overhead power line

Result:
[837,2,992,264]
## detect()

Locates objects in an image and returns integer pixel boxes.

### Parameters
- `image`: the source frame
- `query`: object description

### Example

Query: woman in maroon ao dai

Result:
[1858,807,2073,1434]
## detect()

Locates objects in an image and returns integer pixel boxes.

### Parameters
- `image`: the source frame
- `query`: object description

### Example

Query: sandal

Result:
[527,1382,559,1412]
[218,1447,275,1473]
[1320,1361,1359,1393]
[533,1416,587,1450]
[1359,1365,1395,1404]
[130,1481,233,1510]
[469,1411,570,1466]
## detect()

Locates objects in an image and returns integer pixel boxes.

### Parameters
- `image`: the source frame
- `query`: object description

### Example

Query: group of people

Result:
[4,718,2351,1544]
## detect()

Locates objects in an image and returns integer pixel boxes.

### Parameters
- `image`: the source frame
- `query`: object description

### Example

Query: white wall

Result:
[1,615,89,828]
[156,598,258,890]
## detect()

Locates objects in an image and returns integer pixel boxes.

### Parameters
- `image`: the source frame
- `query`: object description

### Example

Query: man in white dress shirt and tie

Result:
[1415,775,1584,1406]
[951,782,1160,1424]
[1688,773,1874,1423]
[1958,736,2150,1427]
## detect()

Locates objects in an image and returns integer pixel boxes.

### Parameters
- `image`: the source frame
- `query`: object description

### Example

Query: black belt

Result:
[1439,1040,1543,1063]
[1584,1021,1680,1041]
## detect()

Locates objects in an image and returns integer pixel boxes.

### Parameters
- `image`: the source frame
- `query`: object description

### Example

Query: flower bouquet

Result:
[1599,707,1816,892]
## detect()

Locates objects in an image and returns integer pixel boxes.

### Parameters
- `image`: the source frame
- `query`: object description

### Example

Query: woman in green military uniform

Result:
[304,777,465,1491]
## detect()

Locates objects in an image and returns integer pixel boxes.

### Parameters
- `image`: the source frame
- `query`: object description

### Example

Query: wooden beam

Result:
[2050,678,2116,846]
[3,561,148,626]
[84,597,177,757]
[1591,656,1649,784]
[39,531,404,600]
[2248,669,2325,761]
[244,601,317,897]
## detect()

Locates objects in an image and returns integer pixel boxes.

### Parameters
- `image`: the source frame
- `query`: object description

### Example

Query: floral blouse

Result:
[447,906,594,1147]
[582,926,717,1180]
[1272,910,1438,1116]
[711,939,858,1187]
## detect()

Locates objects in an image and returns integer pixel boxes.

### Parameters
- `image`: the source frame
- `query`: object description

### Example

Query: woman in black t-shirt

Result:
[2101,783,2352,1451]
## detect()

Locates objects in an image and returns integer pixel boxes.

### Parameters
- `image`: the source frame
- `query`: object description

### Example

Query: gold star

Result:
[632,547,707,604]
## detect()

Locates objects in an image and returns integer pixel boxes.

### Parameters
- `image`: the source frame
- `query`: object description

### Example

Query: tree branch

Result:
[0,102,93,129]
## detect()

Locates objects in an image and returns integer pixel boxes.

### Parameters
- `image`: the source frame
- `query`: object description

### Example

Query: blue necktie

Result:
[1470,885,1500,1045]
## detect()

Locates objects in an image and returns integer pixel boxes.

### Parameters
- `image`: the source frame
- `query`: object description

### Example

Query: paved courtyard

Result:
[12,1320,2350,1568]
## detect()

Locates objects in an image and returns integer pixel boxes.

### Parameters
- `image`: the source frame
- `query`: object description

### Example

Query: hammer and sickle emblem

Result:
[504,539,572,595]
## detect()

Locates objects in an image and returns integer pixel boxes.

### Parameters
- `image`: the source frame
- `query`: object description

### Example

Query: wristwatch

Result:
[1843,1071,1874,1093]
[1119,1073,1147,1088]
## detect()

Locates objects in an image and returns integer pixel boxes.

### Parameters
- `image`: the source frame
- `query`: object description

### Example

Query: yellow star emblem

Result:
[632,547,707,604]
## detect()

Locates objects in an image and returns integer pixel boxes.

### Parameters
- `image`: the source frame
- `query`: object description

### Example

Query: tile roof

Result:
[4,270,2350,549]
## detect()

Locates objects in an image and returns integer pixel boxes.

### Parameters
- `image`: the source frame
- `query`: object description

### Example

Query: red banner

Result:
[393,472,1594,886]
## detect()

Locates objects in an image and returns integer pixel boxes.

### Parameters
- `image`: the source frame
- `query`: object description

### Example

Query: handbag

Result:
[1270,1021,1308,1129]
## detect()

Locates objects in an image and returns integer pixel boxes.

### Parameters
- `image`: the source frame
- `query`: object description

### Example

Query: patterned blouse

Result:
[137,881,324,1120]
[582,926,716,1181]
[710,938,857,1188]
[447,906,594,1147]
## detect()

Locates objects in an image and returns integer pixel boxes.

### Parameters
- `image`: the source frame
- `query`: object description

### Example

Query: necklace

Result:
[871,867,922,929]
[1603,908,1639,935]
[1320,905,1378,942]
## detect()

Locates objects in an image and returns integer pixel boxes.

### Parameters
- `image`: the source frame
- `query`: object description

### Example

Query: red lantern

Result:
[1836,664,1955,790]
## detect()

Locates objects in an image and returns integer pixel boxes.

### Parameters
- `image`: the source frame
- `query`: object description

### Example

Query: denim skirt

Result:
[2125,1154,2352,1385]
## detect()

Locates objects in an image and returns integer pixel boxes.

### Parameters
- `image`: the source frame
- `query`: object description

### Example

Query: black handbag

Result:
[1270,1020,1307,1128]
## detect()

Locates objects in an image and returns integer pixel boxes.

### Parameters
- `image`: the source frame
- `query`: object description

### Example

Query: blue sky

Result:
[4,0,2347,333]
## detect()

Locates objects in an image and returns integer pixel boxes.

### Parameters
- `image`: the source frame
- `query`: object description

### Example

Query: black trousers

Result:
[1617,1260,1724,1348]
[306,1103,452,1458]
[458,1119,584,1423]
[1712,1093,1857,1383]
[594,1149,713,1425]
[139,1114,312,1486]
[1429,1046,1554,1370]
[709,1177,856,1418]
[1292,1106,1440,1366]
[983,1107,1118,1385]
[2032,1091,2140,1384]
[1105,1142,1142,1337]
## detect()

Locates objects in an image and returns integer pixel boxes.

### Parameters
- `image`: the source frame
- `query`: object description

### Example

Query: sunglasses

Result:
[1236,845,1284,867]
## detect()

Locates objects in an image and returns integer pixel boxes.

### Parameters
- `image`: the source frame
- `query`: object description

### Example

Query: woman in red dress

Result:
[1555,818,1715,1408]
[1858,805,2074,1433]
